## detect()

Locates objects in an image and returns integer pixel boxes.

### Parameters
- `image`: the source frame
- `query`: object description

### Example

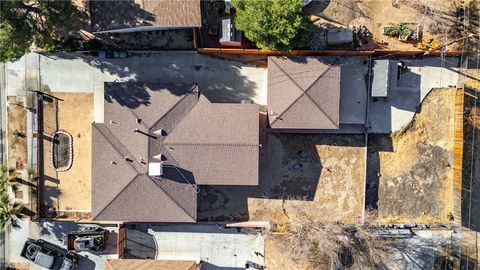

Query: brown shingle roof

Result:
[92,83,259,222]
[267,56,341,130]
[105,259,197,270]
[90,0,201,32]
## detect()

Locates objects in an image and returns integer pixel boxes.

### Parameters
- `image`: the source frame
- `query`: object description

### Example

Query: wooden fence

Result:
[452,88,465,224]
[198,48,464,56]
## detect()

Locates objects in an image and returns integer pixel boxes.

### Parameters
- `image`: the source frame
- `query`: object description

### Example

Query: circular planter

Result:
[51,130,73,172]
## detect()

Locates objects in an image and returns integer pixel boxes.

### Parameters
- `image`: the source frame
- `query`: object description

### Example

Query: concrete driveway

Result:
[5,52,268,122]
[368,56,461,133]
[125,224,265,270]
[8,220,118,270]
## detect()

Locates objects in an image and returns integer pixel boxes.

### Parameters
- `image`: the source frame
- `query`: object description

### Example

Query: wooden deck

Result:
[452,88,465,224]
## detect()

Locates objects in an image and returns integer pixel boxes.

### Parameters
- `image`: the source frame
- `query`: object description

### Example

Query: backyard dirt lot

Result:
[265,235,316,270]
[42,93,93,217]
[198,134,366,224]
[366,88,456,223]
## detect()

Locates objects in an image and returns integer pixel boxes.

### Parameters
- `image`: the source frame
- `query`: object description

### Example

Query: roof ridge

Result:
[149,87,199,131]
[93,124,144,173]
[303,69,340,128]
[93,174,140,220]
[148,177,197,221]
[270,58,339,127]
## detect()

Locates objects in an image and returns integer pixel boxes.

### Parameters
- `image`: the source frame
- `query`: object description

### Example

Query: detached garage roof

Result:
[90,0,201,32]
[92,83,259,222]
[267,56,341,130]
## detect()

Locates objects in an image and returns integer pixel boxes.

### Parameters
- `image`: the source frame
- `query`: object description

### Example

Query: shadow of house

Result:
[124,225,157,259]
[198,133,366,222]
[365,134,393,210]
[461,87,480,231]
[199,262,244,270]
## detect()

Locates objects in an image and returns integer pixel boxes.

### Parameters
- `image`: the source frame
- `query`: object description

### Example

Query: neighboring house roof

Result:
[267,56,341,129]
[92,83,259,222]
[89,0,201,32]
[105,259,197,270]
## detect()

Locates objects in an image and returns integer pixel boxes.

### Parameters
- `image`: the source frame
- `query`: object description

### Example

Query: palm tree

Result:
[0,166,16,193]
[0,193,24,231]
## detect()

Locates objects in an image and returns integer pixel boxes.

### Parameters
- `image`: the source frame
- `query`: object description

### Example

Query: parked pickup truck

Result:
[67,227,107,252]
[20,239,78,270]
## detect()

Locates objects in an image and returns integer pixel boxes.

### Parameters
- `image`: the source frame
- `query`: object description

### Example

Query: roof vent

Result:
[153,129,166,136]
[148,162,164,176]
[136,118,142,124]
[152,153,165,161]
[109,120,116,124]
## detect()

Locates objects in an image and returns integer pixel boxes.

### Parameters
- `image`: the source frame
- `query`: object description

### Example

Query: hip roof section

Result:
[267,56,341,130]
[92,82,259,222]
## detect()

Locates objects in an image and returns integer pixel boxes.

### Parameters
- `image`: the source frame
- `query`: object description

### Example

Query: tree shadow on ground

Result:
[38,52,260,106]
[89,1,154,32]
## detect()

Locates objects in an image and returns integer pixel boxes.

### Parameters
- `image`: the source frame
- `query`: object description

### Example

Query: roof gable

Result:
[163,96,259,145]
[94,175,196,222]
[92,124,139,217]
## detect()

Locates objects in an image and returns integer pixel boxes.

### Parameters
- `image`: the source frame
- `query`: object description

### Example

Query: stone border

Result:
[51,130,73,172]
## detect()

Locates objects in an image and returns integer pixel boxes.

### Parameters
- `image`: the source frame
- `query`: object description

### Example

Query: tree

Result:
[232,0,309,50]
[283,210,392,269]
[0,193,24,230]
[0,166,16,193]
[0,0,85,62]
[0,166,22,232]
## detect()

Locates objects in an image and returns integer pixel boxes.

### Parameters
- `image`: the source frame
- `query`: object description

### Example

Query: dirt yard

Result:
[367,88,456,223]
[198,134,366,224]
[42,93,93,216]
[265,235,317,270]
[7,97,28,172]
[307,0,468,51]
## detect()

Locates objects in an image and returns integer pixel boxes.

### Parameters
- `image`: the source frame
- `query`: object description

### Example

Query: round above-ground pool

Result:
[51,130,73,172]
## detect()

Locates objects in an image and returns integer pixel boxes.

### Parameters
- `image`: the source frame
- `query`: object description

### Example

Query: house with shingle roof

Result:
[89,0,201,33]
[267,56,341,131]
[92,83,259,222]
